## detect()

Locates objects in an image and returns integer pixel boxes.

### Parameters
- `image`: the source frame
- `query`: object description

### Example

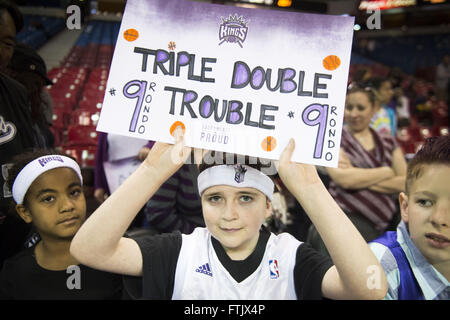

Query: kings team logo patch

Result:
[0,115,17,146]
[233,164,247,183]
[269,259,279,279]
[219,14,249,48]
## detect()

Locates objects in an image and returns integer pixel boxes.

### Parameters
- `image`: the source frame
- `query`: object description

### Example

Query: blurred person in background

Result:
[0,0,41,270]
[368,77,396,137]
[6,42,54,148]
[435,54,449,102]
[94,133,152,228]
[307,83,407,256]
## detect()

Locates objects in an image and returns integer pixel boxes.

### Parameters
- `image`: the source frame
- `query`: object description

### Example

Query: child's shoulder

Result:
[369,241,400,275]
[271,231,302,244]
[1,246,35,274]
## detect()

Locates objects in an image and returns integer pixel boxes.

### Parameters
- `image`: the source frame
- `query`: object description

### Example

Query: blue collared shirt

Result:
[370,221,450,300]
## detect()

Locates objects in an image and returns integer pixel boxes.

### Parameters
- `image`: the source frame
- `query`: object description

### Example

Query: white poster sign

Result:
[97,0,354,167]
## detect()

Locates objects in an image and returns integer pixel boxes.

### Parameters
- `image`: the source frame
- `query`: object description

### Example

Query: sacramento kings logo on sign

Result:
[219,14,249,48]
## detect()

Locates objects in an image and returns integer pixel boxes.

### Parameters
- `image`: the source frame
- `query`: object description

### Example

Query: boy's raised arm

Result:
[70,130,191,276]
[277,139,388,300]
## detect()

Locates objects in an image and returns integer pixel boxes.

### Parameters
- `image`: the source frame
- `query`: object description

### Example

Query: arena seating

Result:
[353,34,450,76]
[46,20,120,167]
[16,14,66,49]
[350,52,449,160]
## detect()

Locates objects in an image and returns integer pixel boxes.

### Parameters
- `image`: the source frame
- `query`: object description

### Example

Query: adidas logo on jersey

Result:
[195,263,213,277]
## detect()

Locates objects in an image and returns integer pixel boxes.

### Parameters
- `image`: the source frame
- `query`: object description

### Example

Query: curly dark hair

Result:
[6,149,72,208]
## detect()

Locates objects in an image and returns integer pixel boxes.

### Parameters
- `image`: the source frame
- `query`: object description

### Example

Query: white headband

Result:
[12,155,83,204]
[197,165,274,201]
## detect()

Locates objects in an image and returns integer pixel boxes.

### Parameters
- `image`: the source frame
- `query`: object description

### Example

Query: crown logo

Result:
[233,164,247,183]
[219,14,249,48]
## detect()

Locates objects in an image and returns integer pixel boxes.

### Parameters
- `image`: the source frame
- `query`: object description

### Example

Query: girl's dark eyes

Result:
[39,189,81,203]
[70,189,82,197]
[41,195,55,203]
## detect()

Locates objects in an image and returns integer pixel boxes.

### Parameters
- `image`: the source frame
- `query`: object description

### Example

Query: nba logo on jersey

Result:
[269,259,279,279]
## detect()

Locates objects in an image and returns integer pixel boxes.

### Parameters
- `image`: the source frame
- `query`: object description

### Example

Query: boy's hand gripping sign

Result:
[97,0,354,167]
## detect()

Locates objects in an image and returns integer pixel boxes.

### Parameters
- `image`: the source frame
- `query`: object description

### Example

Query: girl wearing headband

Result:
[71,129,388,300]
[0,150,122,299]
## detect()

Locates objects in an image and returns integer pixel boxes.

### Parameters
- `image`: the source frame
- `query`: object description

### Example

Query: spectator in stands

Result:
[435,54,450,103]
[142,158,205,234]
[388,68,410,127]
[370,136,450,300]
[7,42,54,148]
[0,150,123,299]
[308,83,407,255]
[0,0,41,270]
[368,77,396,137]
[94,132,151,228]
[391,86,410,128]
[0,0,17,72]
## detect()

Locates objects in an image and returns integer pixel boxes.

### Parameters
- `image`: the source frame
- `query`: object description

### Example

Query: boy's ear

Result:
[15,204,33,224]
[399,192,409,223]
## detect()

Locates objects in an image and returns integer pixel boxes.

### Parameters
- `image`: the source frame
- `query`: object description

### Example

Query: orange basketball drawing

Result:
[170,121,186,136]
[261,136,277,152]
[322,55,341,71]
[123,28,139,42]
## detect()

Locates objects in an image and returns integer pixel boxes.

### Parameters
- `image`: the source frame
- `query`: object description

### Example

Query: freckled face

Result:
[201,185,271,259]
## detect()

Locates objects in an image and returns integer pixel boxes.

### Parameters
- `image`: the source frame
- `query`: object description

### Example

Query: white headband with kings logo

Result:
[197,164,274,201]
[12,155,83,204]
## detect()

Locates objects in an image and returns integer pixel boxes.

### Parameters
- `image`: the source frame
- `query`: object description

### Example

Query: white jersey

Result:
[171,227,301,300]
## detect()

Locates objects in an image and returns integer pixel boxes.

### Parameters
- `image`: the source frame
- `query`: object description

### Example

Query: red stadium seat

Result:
[49,126,64,147]
[51,107,69,129]
[418,126,433,140]
[66,125,98,147]
[78,98,103,111]
[432,126,449,137]
[62,145,97,168]
[71,109,101,126]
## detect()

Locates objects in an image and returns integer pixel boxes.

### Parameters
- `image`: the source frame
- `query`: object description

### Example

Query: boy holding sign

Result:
[71,129,387,299]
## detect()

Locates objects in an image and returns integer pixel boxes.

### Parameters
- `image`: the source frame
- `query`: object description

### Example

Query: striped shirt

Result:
[370,221,450,300]
[143,164,204,234]
[328,126,398,232]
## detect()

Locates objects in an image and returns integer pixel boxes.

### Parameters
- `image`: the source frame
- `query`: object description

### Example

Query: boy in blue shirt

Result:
[370,136,450,299]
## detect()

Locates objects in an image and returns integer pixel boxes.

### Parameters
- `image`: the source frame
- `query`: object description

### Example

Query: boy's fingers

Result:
[279,138,295,164]
[193,148,204,165]
[173,126,184,142]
